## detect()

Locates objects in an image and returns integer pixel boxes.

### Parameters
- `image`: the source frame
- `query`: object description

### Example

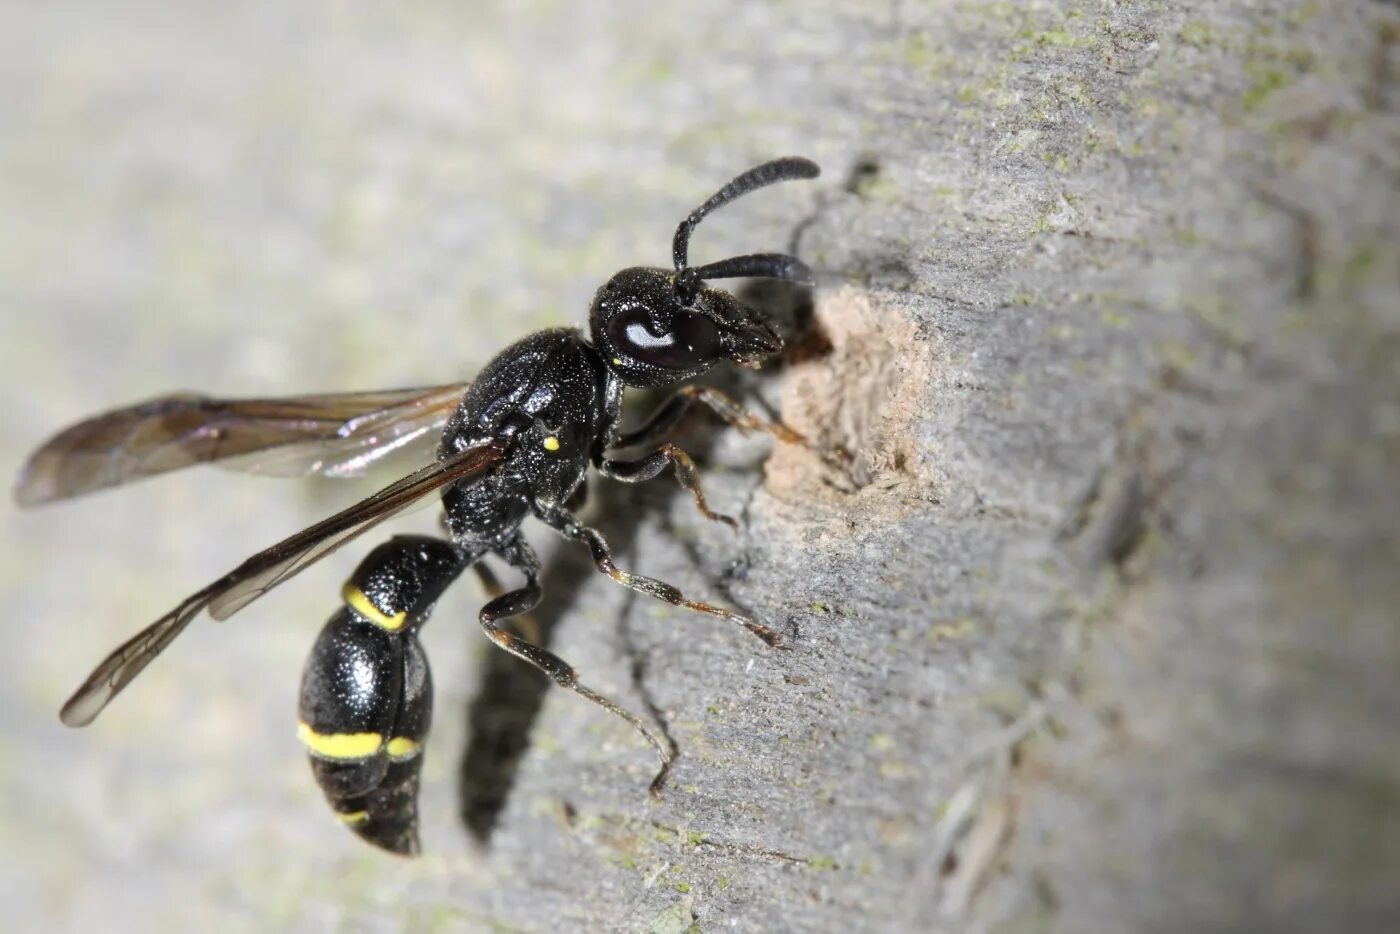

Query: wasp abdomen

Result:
[297,536,457,855]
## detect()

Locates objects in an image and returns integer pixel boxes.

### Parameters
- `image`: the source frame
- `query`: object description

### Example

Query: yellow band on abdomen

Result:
[342,584,408,631]
[386,736,422,760]
[297,722,383,760]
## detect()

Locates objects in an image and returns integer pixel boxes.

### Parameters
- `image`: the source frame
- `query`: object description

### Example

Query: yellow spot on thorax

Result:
[297,722,383,760]
[343,584,407,631]
[338,810,369,824]
[612,357,623,365]
[542,436,561,452]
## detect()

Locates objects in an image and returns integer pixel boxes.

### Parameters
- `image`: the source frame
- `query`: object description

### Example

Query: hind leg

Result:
[478,536,673,793]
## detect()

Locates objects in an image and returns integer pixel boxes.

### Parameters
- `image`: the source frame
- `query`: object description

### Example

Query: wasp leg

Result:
[298,535,468,855]
[611,385,806,450]
[599,443,738,531]
[540,506,783,648]
[479,536,673,793]
[470,562,543,644]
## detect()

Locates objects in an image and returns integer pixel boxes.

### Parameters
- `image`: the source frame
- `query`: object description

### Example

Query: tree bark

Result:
[3,1,1396,931]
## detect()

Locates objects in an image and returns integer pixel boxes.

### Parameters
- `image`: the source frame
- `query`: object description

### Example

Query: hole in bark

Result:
[766,286,937,500]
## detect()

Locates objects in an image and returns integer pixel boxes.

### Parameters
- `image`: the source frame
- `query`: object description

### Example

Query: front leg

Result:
[598,443,738,531]
[611,385,805,451]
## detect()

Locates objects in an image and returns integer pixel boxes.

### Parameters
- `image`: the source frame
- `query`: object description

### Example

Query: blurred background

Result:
[3,2,1397,932]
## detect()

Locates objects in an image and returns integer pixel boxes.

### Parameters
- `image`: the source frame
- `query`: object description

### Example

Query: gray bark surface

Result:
[1,1,1396,931]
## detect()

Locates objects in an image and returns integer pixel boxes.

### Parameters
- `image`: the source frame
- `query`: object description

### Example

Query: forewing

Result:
[15,384,470,506]
[56,585,223,728]
[58,439,507,727]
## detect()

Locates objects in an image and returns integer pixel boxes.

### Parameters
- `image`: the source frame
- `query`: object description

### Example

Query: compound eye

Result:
[608,308,721,369]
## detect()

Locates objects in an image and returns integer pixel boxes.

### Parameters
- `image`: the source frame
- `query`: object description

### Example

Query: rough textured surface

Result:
[2,1,1396,931]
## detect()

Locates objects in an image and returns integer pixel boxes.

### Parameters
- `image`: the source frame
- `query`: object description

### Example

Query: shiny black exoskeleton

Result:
[26,157,820,856]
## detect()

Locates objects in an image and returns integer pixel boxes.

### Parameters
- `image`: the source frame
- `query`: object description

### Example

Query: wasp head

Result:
[588,157,820,389]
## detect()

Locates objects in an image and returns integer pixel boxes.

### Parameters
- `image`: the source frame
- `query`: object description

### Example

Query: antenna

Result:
[671,157,820,302]
[687,253,813,287]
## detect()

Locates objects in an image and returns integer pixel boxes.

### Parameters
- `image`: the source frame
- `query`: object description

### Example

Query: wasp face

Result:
[588,267,782,388]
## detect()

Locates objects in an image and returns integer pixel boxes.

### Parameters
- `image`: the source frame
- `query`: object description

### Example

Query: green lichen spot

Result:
[1174,227,1205,245]
[854,173,899,203]
[900,32,953,78]
[1179,21,1213,48]
[1287,0,1320,25]
[647,898,699,934]
[1243,63,1289,112]
[929,619,976,641]
[1158,339,1199,374]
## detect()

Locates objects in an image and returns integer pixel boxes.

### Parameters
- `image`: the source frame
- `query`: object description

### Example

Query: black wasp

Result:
[15,157,820,855]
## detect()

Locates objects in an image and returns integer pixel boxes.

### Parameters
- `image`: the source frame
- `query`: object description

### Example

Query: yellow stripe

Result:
[338,810,369,825]
[343,584,407,631]
[297,722,383,760]
[386,736,421,760]
[542,435,560,452]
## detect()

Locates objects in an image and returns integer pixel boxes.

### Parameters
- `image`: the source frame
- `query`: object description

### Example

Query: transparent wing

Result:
[58,439,507,727]
[14,384,471,507]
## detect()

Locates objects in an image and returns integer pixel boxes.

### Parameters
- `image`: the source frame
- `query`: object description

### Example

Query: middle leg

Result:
[539,505,784,647]
[598,443,738,531]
